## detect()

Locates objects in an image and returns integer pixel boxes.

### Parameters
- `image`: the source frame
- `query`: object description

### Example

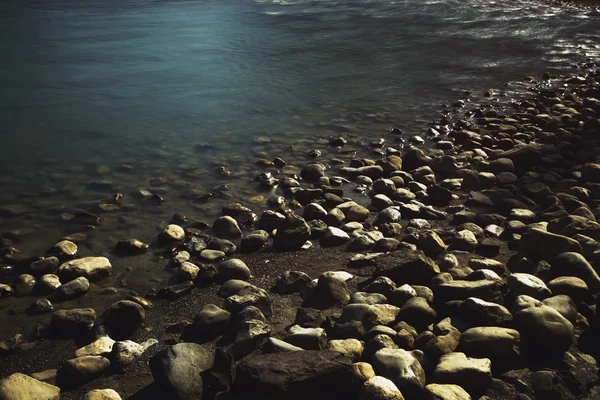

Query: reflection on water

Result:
[0,0,598,327]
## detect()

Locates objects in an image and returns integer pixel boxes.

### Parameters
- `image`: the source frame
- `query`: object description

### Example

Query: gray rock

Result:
[58,257,112,281]
[232,319,271,359]
[451,230,478,252]
[232,350,354,398]
[51,308,96,337]
[275,271,312,294]
[103,300,145,339]
[0,373,60,400]
[225,286,273,317]
[375,249,440,286]
[56,276,90,300]
[192,304,231,337]
[150,343,213,399]
[375,207,402,225]
[273,212,311,251]
[321,226,351,247]
[241,230,269,253]
[212,216,242,239]
[217,259,251,281]
[306,271,350,308]
[30,257,60,275]
[56,356,111,388]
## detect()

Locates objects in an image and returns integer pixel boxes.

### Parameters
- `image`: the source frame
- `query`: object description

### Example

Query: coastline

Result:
[2,60,600,399]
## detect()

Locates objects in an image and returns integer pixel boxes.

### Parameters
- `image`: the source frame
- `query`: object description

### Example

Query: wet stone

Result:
[47,240,78,258]
[30,257,60,275]
[58,257,112,282]
[159,224,186,243]
[115,239,148,255]
[57,276,90,300]
[200,249,226,262]
[30,298,53,314]
[13,274,36,296]
[39,274,61,293]
[103,300,146,339]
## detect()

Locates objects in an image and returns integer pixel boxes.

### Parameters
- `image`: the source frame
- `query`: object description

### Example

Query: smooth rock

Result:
[432,352,492,391]
[357,376,405,400]
[56,356,110,388]
[84,389,122,400]
[58,257,112,281]
[371,348,426,391]
[0,373,60,400]
[103,300,145,339]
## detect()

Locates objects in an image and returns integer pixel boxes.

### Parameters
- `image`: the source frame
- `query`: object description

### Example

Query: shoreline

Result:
[2,60,600,399]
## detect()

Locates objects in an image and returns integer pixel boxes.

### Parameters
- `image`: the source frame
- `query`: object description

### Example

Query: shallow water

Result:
[0,0,599,337]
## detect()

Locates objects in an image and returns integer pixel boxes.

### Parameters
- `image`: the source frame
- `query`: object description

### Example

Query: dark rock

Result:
[103,300,145,339]
[273,212,311,251]
[50,308,96,338]
[56,356,110,388]
[375,248,440,285]
[275,271,312,294]
[192,304,230,338]
[56,276,90,300]
[305,271,350,309]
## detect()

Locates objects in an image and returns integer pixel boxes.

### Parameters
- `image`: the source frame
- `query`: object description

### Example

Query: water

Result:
[0,0,599,335]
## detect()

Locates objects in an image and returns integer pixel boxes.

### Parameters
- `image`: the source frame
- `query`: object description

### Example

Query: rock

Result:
[304,203,328,221]
[435,280,500,302]
[216,259,251,281]
[51,308,96,337]
[232,350,354,399]
[213,216,242,239]
[542,294,577,323]
[58,257,112,281]
[56,356,111,388]
[398,297,436,329]
[458,297,512,326]
[550,252,600,291]
[351,292,388,305]
[457,327,520,365]
[232,319,272,358]
[103,300,145,339]
[306,271,350,308]
[262,337,303,353]
[150,343,213,399]
[375,207,402,225]
[225,286,273,317]
[519,228,581,260]
[30,298,53,314]
[0,373,60,400]
[321,226,351,247]
[364,277,397,298]
[241,230,269,253]
[301,163,326,182]
[512,295,574,358]
[375,249,440,285]
[357,376,405,400]
[327,338,363,360]
[111,339,158,370]
[176,262,199,282]
[84,389,122,400]
[56,276,90,300]
[507,273,552,299]
[158,281,195,299]
[273,212,311,251]
[451,230,478,252]
[419,232,447,257]
[75,336,116,357]
[275,271,312,294]
[372,348,426,392]
[468,258,506,275]
[346,204,370,222]
[547,276,589,303]
[47,240,78,258]
[192,304,230,337]
[432,352,492,391]
[347,235,377,252]
[199,249,226,262]
[286,325,328,350]
[30,257,60,275]
[13,274,35,295]
[115,239,148,255]
[424,384,471,400]
[0,283,13,298]
[159,224,186,243]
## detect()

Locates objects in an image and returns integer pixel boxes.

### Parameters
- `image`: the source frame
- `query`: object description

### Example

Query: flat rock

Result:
[58,257,112,281]
[432,352,492,391]
[375,248,440,285]
[56,356,110,388]
[0,373,60,400]
[457,327,520,365]
[233,350,354,399]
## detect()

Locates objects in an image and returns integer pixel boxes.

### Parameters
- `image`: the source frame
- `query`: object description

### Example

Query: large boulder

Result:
[519,228,581,260]
[0,373,60,400]
[150,343,213,400]
[550,252,600,291]
[458,297,512,327]
[232,350,354,399]
[512,295,574,359]
[58,257,112,281]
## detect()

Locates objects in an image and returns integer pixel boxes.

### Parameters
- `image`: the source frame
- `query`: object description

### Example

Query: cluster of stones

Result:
[2,66,600,399]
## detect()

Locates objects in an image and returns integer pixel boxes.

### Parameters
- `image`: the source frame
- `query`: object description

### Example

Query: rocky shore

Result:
[2,63,600,400]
